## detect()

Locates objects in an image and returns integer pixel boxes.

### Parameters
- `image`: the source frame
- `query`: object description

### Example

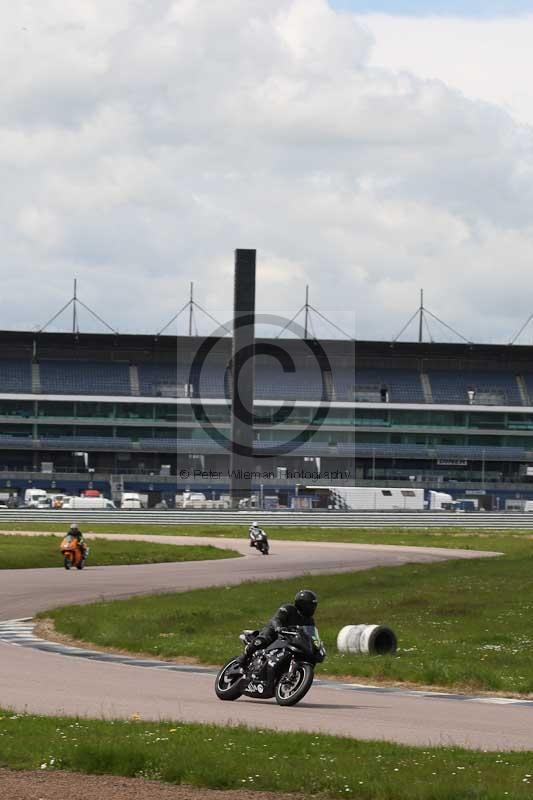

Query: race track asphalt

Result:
[2,533,530,751]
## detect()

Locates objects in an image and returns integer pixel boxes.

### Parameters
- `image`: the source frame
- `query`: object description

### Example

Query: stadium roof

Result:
[0,330,355,363]
[5,329,533,371]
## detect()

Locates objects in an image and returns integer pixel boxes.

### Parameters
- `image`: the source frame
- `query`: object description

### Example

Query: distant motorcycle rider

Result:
[68,523,88,561]
[237,589,318,666]
[248,521,266,547]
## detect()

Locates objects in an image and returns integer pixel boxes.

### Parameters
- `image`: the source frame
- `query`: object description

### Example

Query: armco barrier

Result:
[0,510,532,528]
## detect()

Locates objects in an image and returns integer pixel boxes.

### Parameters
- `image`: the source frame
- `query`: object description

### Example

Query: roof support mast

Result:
[156,285,230,338]
[38,279,118,335]
[277,285,354,340]
[72,278,78,335]
[392,289,471,344]
[189,282,194,337]
[304,285,309,340]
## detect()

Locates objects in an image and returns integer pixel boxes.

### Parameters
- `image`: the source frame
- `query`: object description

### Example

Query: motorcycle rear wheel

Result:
[215,658,245,701]
[275,663,314,706]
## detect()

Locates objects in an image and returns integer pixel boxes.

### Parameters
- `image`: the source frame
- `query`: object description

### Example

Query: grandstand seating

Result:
[254,439,355,455]
[253,358,325,401]
[353,443,526,460]
[141,438,225,452]
[429,370,522,406]
[40,361,131,396]
[0,434,34,448]
[138,364,180,397]
[138,363,227,398]
[39,435,132,449]
[196,364,227,398]
[520,374,533,405]
[0,352,527,413]
[0,360,32,393]
[331,366,355,401]
[354,369,425,403]
[138,361,351,402]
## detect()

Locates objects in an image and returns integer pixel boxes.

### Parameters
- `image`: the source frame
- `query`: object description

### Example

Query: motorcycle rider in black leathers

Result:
[237,589,318,666]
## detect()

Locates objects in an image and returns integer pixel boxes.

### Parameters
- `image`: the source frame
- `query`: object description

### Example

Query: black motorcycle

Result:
[215,625,326,706]
[250,531,269,555]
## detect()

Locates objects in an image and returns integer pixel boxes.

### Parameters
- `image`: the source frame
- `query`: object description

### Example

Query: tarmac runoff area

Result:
[2,532,532,751]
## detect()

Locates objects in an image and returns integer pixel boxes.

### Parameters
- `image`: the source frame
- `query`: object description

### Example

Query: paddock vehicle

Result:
[306,485,424,511]
[62,496,116,510]
[60,534,88,570]
[215,625,326,706]
[24,488,49,508]
[121,492,143,509]
[250,530,269,555]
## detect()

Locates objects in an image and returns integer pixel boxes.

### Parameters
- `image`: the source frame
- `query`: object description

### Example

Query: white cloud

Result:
[358,13,533,127]
[1,0,533,343]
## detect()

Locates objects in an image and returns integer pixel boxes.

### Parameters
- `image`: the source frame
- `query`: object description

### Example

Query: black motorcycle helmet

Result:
[294,589,318,617]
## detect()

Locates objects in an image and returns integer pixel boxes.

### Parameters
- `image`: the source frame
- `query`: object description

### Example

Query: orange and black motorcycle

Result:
[60,534,87,570]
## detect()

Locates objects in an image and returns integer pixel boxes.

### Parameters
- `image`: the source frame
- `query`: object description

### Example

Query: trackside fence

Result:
[0,510,533,528]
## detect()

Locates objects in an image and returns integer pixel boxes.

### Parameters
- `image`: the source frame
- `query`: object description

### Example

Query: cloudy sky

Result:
[4,0,533,343]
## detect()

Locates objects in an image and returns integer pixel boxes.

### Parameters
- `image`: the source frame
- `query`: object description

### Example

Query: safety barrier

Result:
[0,509,533,527]
[337,624,398,655]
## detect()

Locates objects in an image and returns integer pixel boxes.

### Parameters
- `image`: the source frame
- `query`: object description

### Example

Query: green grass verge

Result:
[1,519,533,550]
[46,531,533,693]
[1,711,533,799]
[0,535,239,569]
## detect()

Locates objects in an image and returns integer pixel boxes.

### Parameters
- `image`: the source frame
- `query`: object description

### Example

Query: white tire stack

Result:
[337,624,397,655]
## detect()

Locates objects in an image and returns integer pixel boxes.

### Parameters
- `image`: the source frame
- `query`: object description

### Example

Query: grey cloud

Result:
[0,0,532,342]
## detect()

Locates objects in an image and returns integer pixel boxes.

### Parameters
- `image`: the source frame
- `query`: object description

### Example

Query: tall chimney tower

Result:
[229,249,256,507]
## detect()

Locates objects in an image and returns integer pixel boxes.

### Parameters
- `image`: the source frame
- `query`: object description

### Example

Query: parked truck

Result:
[428,490,453,510]
[305,486,425,511]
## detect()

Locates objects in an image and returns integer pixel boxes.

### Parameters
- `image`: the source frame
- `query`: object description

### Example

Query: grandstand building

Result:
[0,330,354,506]
[355,340,533,508]
[4,330,533,508]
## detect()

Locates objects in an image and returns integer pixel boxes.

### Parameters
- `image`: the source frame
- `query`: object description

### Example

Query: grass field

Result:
[45,528,533,694]
[0,519,532,549]
[1,711,533,799]
[0,535,239,569]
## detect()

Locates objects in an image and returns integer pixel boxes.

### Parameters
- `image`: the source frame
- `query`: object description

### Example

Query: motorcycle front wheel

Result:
[215,658,245,701]
[275,663,314,706]
[63,556,72,570]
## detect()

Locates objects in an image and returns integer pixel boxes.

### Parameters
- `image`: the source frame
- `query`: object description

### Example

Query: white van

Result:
[62,496,116,510]
[24,488,49,508]
[180,491,207,508]
[121,492,143,510]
